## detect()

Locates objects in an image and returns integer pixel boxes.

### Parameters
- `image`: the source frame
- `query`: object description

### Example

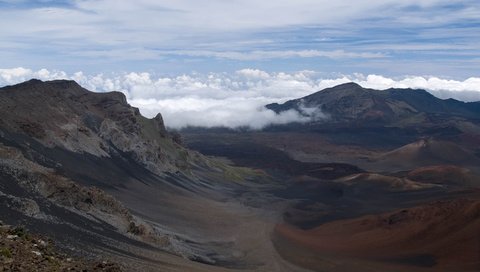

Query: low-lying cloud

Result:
[1,67,479,129]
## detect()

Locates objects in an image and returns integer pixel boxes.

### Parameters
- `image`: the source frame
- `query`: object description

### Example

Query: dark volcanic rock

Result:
[266,82,480,131]
[0,79,197,175]
[0,223,123,271]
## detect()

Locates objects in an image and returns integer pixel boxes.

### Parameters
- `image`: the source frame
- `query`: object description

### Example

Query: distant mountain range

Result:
[266,82,480,130]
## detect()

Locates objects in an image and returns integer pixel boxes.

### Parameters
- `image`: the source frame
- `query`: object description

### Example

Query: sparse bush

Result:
[9,226,27,239]
[127,222,146,235]
[0,247,12,258]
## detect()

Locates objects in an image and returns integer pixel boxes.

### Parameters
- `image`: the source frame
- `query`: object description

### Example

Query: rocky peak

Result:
[306,82,368,101]
[0,79,194,175]
[330,82,363,90]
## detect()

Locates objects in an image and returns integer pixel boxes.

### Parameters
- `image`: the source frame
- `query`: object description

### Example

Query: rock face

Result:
[0,79,196,175]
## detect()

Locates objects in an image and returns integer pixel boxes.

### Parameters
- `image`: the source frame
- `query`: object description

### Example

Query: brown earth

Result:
[377,138,480,170]
[274,198,480,272]
[407,165,480,187]
[0,222,122,272]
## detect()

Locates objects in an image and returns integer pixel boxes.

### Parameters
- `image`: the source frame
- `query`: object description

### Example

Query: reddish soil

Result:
[275,198,480,271]
[407,165,479,186]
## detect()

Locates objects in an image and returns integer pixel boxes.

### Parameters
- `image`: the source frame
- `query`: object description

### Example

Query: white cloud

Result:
[167,50,386,60]
[132,97,308,129]
[0,0,479,77]
[1,67,479,129]
[236,69,270,79]
[0,67,32,82]
[1,1,475,56]
[357,74,480,93]
[0,67,68,84]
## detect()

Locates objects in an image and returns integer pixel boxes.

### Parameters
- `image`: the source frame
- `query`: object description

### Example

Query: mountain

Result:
[266,82,480,130]
[2,79,480,272]
[0,79,290,272]
[0,79,183,175]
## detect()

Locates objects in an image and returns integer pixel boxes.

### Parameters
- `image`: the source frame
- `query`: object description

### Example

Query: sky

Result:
[1,0,480,128]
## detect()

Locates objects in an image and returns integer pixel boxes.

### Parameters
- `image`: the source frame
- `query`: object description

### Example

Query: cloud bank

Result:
[1,67,479,129]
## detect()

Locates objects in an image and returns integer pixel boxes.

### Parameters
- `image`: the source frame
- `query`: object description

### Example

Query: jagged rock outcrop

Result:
[0,79,200,175]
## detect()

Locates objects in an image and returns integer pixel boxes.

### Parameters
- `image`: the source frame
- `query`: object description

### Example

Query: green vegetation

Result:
[0,247,12,258]
[207,157,265,183]
[9,226,28,239]
[46,255,62,270]
[127,222,146,235]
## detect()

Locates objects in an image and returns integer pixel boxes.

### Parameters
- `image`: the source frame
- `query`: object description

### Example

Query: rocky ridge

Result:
[266,82,480,132]
[0,79,199,175]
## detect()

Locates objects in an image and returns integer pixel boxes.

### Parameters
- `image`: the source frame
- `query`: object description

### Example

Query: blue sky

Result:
[1,0,479,78]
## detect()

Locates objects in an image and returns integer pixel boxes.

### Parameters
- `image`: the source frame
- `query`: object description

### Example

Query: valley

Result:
[1,80,480,271]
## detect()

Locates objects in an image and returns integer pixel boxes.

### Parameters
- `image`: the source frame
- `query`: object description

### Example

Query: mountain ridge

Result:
[266,82,480,127]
